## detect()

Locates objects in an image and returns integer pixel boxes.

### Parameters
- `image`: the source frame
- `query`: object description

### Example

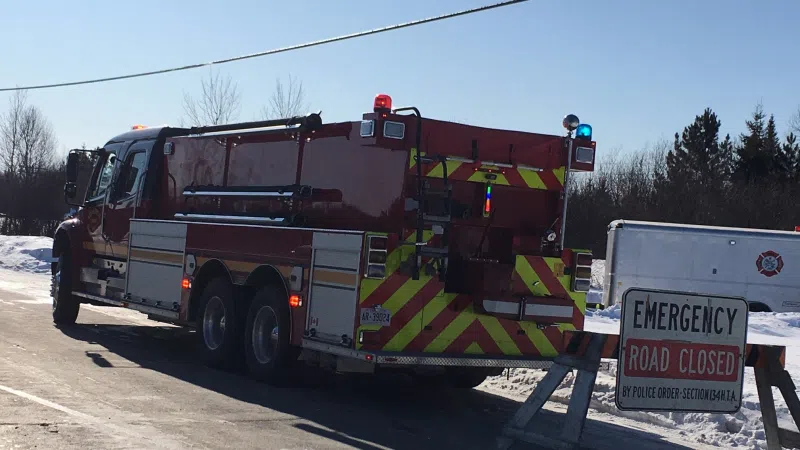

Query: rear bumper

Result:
[302,338,553,369]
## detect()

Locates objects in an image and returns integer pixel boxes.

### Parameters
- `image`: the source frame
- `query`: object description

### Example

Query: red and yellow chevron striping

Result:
[356,232,586,359]
[511,254,587,331]
[408,148,565,191]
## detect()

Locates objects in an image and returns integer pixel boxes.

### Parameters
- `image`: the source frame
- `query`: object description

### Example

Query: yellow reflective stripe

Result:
[424,308,475,353]
[477,316,521,356]
[519,322,559,357]
[552,166,565,185]
[515,256,551,296]
[379,276,430,313]
[464,342,484,354]
[359,231,432,303]
[543,257,586,315]
[409,148,423,169]
[413,230,435,243]
[383,290,454,350]
[518,168,547,190]
[427,160,462,178]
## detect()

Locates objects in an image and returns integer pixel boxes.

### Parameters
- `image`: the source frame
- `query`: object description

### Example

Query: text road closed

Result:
[615,289,748,413]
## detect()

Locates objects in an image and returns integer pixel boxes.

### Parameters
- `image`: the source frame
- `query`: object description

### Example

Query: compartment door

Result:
[306,232,363,344]
[125,220,187,315]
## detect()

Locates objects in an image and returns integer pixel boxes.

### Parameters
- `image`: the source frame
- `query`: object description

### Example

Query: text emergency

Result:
[631,300,738,335]
[616,289,748,413]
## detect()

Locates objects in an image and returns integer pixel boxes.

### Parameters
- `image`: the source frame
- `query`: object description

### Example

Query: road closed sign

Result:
[615,288,748,413]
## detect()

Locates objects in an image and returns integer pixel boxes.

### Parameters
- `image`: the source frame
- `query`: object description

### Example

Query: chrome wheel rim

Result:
[202,296,227,351]
[252,306,279,365]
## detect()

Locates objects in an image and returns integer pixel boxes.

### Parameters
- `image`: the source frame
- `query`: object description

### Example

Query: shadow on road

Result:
[58,322,696,450]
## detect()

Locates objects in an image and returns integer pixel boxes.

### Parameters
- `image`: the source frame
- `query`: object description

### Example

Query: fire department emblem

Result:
[86,208,101,232]
[756,250,784,277]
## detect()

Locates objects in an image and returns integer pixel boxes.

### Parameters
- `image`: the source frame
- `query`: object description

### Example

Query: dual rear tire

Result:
[196,278,294,383]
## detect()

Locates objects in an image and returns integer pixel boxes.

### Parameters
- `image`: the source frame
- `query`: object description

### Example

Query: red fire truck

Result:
[52,95,597,387]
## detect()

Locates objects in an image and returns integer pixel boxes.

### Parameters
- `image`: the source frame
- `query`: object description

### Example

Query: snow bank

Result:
[483,259,800,450]
[0,235,55,274]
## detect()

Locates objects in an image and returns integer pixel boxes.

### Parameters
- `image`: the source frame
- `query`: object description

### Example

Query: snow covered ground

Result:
[0,235,55,274]
[1,234,798,449]
[483,259,800,450]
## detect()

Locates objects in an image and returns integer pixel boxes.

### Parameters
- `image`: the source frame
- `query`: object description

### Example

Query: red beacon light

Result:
[131,124,147,130]
[373,94,392,113]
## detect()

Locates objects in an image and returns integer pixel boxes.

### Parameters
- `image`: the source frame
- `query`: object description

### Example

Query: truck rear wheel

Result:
[196,277,242,369]
[243,285,293,383]
[52,250,80,325]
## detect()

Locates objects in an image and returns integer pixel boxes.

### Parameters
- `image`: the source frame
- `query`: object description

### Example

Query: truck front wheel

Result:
[51,250,80,325]
[243,285,294,383]
[196,277,242,369]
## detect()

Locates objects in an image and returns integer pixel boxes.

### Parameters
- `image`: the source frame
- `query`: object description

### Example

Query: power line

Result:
[0,0,528,92]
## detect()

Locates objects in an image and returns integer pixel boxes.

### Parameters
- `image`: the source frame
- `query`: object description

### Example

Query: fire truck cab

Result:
[52,95,597,387]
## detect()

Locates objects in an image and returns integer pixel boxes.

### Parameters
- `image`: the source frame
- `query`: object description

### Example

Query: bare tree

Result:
[0,89,59,235]
[182,70,242,126]
[0,90,27,176]
[790,105,800,135]
[262,75,310,119]
[0,90,56,180]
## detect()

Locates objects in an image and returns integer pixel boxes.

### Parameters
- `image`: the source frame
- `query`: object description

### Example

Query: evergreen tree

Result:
[666,108,730,185]
[733,105,770,182]
[778,133,800,181]
[764,115,782,176]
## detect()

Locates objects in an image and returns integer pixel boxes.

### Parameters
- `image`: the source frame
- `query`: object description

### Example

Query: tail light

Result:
[289,295,303,308]
[795,226,800,232]
[572,252,592,292]
[365,235,388,279]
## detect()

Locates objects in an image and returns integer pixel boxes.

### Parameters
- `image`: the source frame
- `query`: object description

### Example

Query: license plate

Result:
[360,307,391,326]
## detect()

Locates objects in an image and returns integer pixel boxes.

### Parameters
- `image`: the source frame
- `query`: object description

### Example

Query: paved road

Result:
[0,269,711,450]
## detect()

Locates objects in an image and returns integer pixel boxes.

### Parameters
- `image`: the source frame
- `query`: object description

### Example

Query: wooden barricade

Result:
[497,331,798,450]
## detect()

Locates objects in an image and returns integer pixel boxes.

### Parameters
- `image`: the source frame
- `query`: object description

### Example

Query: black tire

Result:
[52,249,80,325]
[446,368,490,389]
[196,277,242,369]
[243,285,294,383]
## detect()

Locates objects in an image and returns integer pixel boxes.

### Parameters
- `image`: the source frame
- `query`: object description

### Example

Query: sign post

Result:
[616,288,748,413]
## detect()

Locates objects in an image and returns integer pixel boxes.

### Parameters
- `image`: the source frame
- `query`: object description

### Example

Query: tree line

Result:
[0,71,308,236]
[1,74,797,259]
[566,105,800,258]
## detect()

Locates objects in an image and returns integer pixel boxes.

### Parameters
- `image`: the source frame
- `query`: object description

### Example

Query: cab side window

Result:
[87,153,117,203]
[114,151,148,200]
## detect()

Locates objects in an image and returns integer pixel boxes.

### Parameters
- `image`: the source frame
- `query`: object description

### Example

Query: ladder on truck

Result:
[397,107,452,282]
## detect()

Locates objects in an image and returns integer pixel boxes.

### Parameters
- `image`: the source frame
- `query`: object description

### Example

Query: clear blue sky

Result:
[1,0,798,159]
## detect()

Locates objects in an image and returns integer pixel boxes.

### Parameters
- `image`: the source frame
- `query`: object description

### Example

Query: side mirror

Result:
[64,182,77,200]
[66,152,79,183]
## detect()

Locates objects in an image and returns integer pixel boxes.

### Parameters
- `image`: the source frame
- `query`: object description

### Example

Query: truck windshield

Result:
[87,154,116,202]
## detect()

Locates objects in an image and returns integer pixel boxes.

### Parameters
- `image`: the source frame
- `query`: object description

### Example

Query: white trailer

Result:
[603,220,800,312]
